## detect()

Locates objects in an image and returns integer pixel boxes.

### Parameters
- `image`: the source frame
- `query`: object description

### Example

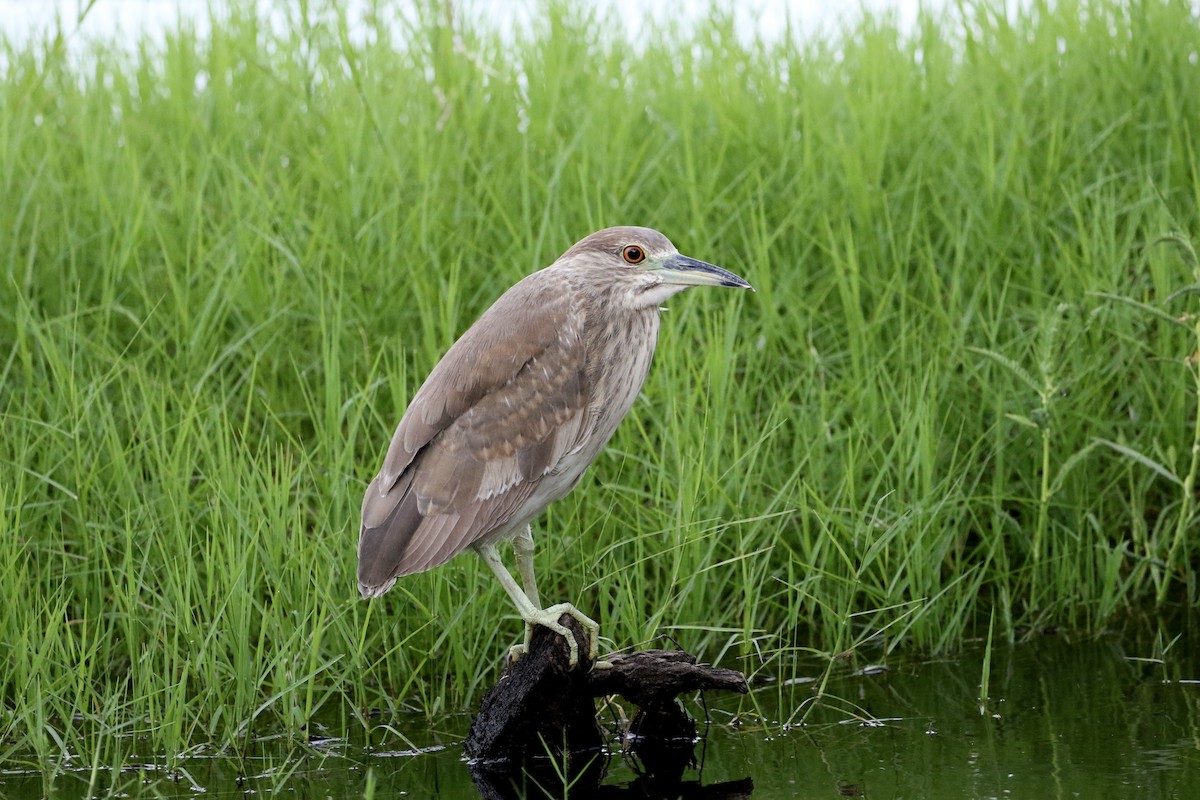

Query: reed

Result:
[1,0,1198,780]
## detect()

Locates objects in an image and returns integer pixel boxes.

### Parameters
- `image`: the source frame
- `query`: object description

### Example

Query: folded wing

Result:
[357,271,590,596]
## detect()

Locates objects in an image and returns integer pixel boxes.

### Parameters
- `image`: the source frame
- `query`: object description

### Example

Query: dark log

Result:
[465,614,748,779]
[465,615,601,765]
[589,648,748,783]
[587,649,748,704]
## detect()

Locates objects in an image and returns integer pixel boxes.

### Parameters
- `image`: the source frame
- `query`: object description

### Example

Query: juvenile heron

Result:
[357,226,752,665]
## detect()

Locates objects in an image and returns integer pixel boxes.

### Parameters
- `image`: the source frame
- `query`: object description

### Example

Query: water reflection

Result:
[466,689,755,798]
[450,629,1200,799]
[713,629,1200,799]
[468,751,754,798]
[5,630,1197,798]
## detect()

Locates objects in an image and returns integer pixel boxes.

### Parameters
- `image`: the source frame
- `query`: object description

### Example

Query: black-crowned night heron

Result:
[357,226,752,665]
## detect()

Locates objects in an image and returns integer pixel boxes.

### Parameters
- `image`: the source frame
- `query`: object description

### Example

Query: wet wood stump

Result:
[466,615,748,790]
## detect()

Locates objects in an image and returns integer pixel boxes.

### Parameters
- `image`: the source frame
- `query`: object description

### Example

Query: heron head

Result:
[560,226,753,306]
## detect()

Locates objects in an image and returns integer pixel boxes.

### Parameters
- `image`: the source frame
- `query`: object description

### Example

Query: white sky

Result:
[0,0,943,51]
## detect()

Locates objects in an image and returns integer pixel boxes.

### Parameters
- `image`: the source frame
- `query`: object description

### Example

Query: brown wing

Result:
[357,269,590,597]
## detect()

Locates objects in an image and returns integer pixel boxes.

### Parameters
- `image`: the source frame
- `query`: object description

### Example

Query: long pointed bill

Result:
[651,253,755,291]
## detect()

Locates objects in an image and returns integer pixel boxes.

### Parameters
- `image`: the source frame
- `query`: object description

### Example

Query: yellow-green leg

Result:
[474,535,601,666]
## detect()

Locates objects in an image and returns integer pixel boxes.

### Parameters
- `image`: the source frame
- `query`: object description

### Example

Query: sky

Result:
[0,0,942,51]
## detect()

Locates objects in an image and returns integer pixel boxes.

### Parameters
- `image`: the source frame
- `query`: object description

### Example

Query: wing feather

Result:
[357,269,592,595]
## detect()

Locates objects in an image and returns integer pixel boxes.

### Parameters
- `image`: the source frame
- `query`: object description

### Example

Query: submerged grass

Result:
[2,0,1200,780]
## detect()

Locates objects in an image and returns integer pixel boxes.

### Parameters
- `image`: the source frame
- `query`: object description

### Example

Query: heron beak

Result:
[651,253,755,291]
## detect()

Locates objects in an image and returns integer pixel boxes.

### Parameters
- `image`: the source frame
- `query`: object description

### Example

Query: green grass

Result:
[2,0,1200,779]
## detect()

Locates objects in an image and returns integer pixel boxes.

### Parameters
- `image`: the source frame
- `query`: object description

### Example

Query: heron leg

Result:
[474,540,600,666]
[512,524,542,608]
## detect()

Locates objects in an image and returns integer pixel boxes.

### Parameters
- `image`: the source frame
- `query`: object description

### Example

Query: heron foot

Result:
[511,602,600,667]
[507,642,530,665]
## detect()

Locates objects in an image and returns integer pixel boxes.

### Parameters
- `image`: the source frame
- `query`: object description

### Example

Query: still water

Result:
[6,630,1198,798]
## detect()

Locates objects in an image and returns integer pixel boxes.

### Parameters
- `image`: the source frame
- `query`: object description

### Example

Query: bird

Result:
[357,226,753,666]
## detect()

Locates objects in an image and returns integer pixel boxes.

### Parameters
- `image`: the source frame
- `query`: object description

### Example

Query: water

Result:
[5,630,1198,798]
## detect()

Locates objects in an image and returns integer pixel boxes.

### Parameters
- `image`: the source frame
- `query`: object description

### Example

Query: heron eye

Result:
[622,245,645,264]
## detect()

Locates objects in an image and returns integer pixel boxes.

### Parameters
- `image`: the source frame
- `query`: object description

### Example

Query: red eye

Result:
[622,245,645,264]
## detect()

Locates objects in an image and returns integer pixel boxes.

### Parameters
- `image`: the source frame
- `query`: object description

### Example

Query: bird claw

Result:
[512,602,600,667]
[506,643,529,667]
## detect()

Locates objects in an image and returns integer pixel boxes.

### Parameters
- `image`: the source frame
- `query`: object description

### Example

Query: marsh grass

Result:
[3,0,1200,785]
